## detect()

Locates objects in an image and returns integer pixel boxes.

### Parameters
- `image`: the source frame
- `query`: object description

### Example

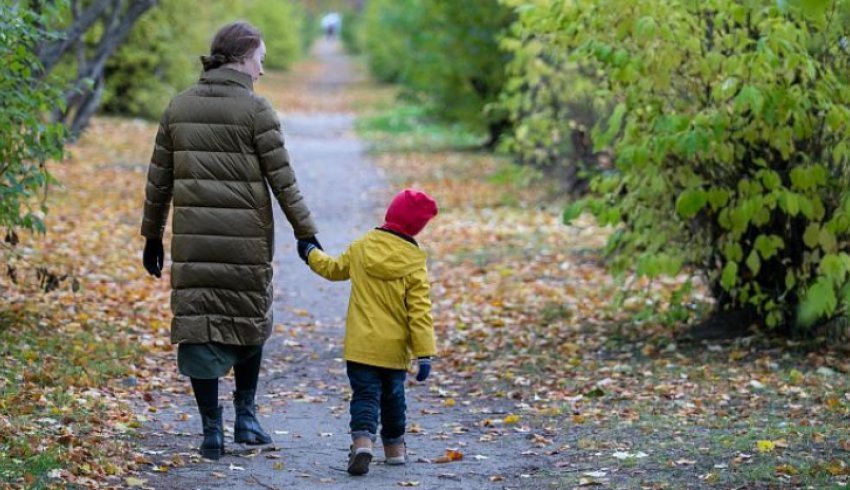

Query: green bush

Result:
[242,0,306,70]
[559,0,850,331]
[500,1,607,194]
[359,0,421,83]
[358,0,514,144]
[405,1,515,144]
[299,8,319,54]
[101,0,209,119]
[102,0,306,119]
[0,3,66,237]
[340,9,361,54]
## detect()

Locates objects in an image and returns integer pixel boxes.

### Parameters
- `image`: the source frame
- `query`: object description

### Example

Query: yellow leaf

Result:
[444,398,456,407]
[756,440,775,453]
[503,414,520,425]
[827,459,848,476]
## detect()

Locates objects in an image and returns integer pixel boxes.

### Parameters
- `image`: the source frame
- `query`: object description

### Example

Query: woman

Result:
[140,21,321,460]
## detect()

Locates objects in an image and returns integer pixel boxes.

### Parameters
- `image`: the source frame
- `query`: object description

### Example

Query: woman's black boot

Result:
[198,405,225,459]
[233,389,272,444]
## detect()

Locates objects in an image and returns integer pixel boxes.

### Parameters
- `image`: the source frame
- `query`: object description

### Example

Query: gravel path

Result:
[138,39,552,490]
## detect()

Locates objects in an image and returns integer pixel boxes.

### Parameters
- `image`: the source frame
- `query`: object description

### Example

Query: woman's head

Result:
[201,21,266,81]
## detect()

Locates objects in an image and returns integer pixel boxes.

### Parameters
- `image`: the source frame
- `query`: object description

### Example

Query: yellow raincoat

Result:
[307,229,437,370]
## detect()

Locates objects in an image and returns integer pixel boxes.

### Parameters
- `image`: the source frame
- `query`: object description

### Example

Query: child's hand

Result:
[416,357,431,382]
[297,237,321,264]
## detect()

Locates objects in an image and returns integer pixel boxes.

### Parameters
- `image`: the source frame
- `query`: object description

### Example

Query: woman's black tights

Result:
[190,350,263,408]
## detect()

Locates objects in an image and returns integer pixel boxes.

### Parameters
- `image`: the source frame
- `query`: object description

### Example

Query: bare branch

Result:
[35,0,113,76]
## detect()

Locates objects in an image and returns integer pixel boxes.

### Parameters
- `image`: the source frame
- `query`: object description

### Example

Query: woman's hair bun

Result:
[201,53,230,71]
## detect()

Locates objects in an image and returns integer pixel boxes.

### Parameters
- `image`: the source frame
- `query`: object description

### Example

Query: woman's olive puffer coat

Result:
[141,67,317,346]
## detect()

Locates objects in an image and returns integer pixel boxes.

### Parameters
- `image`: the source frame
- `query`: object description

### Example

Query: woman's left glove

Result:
[143,238,164,278]
[416,357,431,382]
[297,236,323,264]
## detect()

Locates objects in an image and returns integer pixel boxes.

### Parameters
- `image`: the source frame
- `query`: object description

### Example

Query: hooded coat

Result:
[141,67,317,346]
[306,229,437,370]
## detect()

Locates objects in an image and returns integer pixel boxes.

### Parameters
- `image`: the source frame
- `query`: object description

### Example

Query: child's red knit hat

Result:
[382,188,438,237]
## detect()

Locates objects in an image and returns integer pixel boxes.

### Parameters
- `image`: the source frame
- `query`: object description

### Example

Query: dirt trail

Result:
[139,39,552,490]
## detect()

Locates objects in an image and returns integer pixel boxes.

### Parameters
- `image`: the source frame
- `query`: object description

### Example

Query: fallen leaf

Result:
[756,440,775,453]
[612,451,648,460]
[579,477,604,486]
[434,449,464,463]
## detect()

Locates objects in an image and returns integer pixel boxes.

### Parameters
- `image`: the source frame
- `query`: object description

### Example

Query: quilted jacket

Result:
[141,67,317,346]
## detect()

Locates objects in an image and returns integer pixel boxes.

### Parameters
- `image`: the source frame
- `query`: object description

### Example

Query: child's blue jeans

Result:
[346,361,406,446]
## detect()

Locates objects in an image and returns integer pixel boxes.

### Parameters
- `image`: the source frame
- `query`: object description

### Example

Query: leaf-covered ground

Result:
[0,118,177,488]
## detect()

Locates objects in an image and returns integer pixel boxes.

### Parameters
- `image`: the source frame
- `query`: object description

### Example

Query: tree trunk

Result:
[36,0,158,137]
[484,118,511,150]
[70,74,105,137]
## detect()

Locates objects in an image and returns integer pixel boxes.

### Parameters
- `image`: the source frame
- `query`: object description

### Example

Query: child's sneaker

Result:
[384,442,406,465]
[348,437,373,475]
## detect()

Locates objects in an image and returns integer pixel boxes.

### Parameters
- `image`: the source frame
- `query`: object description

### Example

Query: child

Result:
[297,189,438,476]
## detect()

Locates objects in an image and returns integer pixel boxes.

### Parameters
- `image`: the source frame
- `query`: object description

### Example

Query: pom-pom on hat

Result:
[382,189,438,237]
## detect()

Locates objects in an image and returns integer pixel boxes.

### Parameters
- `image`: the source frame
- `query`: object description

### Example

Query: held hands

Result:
[297,236,323,264]
[143,238,164,278]
[416,357,431,382]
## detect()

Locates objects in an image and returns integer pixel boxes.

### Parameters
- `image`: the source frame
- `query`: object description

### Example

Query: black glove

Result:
[304,235,322,251]
[416,357,431,382]
[297,236,322,264]
[143,238,164,278]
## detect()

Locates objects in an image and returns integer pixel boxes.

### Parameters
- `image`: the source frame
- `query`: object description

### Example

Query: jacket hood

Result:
[363,229,426,280]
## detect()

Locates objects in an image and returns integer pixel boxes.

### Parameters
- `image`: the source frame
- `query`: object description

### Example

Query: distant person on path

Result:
[297,189,438,476]
[321,12,342,39]
[140,21,321,460]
